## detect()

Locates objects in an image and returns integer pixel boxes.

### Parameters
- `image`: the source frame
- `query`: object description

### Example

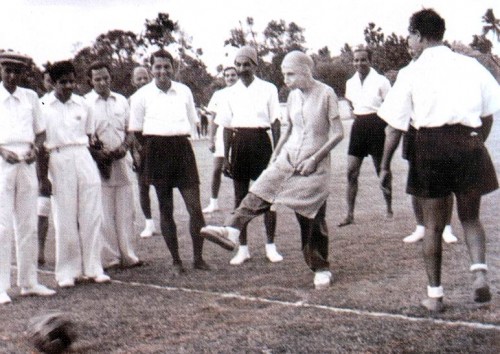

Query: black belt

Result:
[232,127,269,133]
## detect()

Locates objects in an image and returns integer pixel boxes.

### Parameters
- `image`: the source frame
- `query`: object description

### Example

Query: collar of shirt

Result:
[45,91,84,107]
[86,89,119,103]
[0,83,22,102]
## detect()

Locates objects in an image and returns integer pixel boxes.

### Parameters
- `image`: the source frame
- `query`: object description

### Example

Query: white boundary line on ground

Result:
[34,268,499,331]
[111,278,500,332]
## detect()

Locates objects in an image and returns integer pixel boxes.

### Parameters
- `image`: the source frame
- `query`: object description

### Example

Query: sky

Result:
[1,0,499,73]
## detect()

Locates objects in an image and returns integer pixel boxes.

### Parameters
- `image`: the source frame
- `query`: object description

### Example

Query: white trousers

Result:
[49,146,104,282]
[101,184,139,267]
[0,160,39,292]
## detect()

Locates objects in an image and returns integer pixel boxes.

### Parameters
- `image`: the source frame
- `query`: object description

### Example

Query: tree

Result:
[482,9,500,42]
[142,13,177,49]
[361,22,411,73]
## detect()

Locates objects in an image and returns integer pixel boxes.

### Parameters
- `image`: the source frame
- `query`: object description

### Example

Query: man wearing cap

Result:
[215,46,283,265]
[42,60,110,288]
[129,49,210,274]
[0,52,56,304]
[202,65,238,214]
[338,48,393,227]
[85,61,142,270]
[378,9,500,312]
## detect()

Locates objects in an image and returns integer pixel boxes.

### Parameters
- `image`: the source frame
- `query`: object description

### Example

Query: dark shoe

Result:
[337,216,354,227]
[193,259,211,270]
[200,226,236,251]
[172,262,186,276]
[473,276,491,303]
[421,297,444,313]
[123,260,145,269]
[103,262,121,271]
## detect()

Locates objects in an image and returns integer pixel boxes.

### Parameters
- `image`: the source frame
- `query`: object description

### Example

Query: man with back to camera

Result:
[85,61,142,270]
[42,60,111,287]
[378,8,500,312]
[0,52,56,304]
[338,48,393,227]
[129,49,210,274]
[215,46,283,265]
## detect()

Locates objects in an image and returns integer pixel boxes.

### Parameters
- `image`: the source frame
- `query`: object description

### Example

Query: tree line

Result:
[2,9,499,104]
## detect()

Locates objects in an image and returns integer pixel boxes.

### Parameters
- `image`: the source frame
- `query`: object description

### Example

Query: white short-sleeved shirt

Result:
[216,77,281,128]
[378,46,500,131]
[207,87,232,128]
[86,90,133,186]
[128,81,198,137]
[85,90,130,150]
[0,84,44,153]
[345,68,391,115]
[41,92,94,150]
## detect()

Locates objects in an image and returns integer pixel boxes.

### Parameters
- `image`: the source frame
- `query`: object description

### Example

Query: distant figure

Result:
[42,60,111,288]
[129,66,157,238]
[379,9,500,312]
[202,66,238,214]
[338,48,392,227]
[201,51,344,289]
[0,52,56,304]
[85,61,142,270]
[199,109,208,138]
[36,70,53,266]
[216,46,283,265]
[129,50,210,274]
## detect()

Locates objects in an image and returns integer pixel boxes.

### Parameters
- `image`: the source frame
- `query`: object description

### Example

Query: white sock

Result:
[210,198,218,207]
[427,285,444,298]
[226,226,240,244]
[415,225,425,234]
[443,225,452,233]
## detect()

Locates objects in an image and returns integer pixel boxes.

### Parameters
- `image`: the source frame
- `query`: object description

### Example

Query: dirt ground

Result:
[0,119,498,353]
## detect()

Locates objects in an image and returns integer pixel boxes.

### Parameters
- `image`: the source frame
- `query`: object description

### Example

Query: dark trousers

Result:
[154,184,205,263]
[233,179,276,245]
[227,193,329,271]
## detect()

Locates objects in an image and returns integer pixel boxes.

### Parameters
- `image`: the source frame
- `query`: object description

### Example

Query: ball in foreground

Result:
[28,312,77,354]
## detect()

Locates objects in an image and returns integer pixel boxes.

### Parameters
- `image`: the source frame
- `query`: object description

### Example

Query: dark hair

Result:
[48,61,76,82]
[150,49,174,66]
[353,47,372,62]
[86,61,111,79]
[409,9,445,41]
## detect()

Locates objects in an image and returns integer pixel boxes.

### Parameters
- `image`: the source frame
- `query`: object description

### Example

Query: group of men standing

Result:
[0,8,498,313]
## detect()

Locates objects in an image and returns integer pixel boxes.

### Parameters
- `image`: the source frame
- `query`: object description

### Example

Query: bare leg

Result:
[338,155,363,227]
[37,216,49,265]
[211,157,224,199]
[372,153,393,217]
[233,179,250,245]
[419,196,447,287]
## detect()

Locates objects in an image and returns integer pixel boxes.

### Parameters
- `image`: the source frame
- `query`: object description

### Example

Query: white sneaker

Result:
[201,225,238,251]
[442,226,457,244]
[0,292,12,304]
[93,274,111,283]
[265,243,283,263]
[403,229,425,243]
[230,246,251,265]
[202,199,220,213]
[140,219,156,238]
[58,279,75,288]
[314,271,332,290]
[20,284,56,297]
